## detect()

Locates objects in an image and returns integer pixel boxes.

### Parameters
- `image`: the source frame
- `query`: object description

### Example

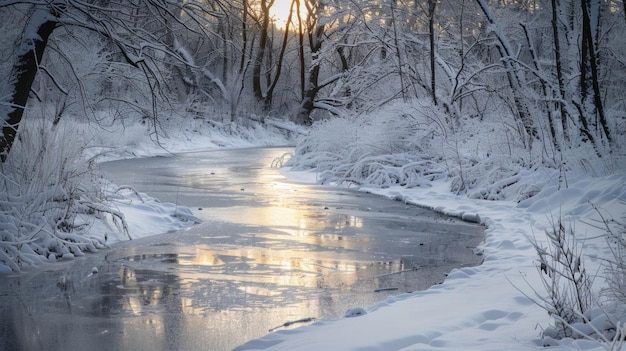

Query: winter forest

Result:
[1,0,626,348]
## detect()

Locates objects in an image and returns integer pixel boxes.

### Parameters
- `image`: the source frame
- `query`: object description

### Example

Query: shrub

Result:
[0,119,127,272]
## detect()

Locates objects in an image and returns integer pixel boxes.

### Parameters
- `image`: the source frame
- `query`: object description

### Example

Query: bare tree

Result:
[265,0,297,108]
[0,0,217,161]
[252,0,275,102]
[475,0,536,148]
[550,0,570,145]
[428,0,438,106]
[580,0,611,144]
[297,0,326,124]
[0,4,59,161]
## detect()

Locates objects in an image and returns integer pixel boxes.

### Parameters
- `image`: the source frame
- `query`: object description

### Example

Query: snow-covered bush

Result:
[526,215,626,348]
[598,205,626,340]
[449,157,522,200]
[604,214,626,306]
[0,119,127,273]
[286,100,449,187]
[529,219,594,340]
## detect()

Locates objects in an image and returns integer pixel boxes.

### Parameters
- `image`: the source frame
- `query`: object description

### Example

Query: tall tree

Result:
[475,0,536,147]
[298,0,326,124]
[1,5,59,161]
[296,0,307,101]
[265,0,297,107]
[252,0,275,101]
[550,0,570,144]
[428,0,438,106]
[580,0,611,144]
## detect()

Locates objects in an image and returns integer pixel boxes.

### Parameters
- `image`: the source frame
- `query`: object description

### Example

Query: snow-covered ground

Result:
[93,117,625,351]
[232,169,625,350]
[0,116,298,273]
[90,117,302,245]
[3,114,624,350]
[104,127,624,350]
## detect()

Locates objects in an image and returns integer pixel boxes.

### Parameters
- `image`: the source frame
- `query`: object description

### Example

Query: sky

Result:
[270,0,306,30]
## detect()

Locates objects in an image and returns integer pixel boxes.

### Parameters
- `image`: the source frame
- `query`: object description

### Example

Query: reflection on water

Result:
[0,147,484,351]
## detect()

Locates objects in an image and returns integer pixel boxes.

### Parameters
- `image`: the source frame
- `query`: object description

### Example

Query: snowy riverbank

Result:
[2,116,623,350]
[233,169,626,350]
[91,117,626,350]
[0,117,297,273]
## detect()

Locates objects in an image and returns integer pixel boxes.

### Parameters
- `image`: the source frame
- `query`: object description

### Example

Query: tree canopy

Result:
[1,0,625,161]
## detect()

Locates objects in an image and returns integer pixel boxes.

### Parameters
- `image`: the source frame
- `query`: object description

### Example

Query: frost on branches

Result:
[0,121,126,273]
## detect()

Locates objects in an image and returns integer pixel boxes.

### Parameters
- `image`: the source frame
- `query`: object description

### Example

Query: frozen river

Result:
[0,147,484,351]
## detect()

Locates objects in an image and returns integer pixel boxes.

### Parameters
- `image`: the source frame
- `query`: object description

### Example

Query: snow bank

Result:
[82,112,299,162]
[88,183,202,244]
[234,171,626,351]
[0,115,296,273]
[233,100,625,351]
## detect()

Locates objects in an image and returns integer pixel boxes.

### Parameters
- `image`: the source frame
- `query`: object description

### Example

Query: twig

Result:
[269,317,315,332]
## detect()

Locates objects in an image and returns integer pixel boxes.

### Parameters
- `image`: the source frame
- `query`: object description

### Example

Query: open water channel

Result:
[0,147,484,351]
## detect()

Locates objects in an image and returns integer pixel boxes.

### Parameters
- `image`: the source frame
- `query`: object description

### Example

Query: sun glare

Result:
[271,0,305,30]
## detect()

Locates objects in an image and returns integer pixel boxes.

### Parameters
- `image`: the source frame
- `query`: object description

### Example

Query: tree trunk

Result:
[428,0,437,106]
[296,0,306,101]
[1,7,58,162]
[240,0,249,75]
[265,0,295,107]
[300,40,322,121]
[388,0,407,102]
[300,47,322,125]
[298,0,325,125]
[475,0,536,147]
[521,23,558,150]
[551,0,570,143]
[581,0,610,143]
[336,42,352,107]
[252,0,273,101]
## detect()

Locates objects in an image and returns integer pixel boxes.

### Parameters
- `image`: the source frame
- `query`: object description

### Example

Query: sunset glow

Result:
[271,0,305,30]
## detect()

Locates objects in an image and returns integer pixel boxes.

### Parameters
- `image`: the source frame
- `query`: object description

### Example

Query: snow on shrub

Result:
[520,216,626,348]
[0,119,128,273]
[284,96,626,348]
[287,100,448,187]
[285,100,545,201]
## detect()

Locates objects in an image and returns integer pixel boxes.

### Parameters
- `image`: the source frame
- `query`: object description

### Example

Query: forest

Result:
[0,0,625,346]
[1,0,623,156]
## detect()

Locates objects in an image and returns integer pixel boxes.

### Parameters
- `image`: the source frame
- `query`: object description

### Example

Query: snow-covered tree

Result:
[0,0,218,161]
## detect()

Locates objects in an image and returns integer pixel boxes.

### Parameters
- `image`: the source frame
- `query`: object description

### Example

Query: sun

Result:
[270,0,305,30]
